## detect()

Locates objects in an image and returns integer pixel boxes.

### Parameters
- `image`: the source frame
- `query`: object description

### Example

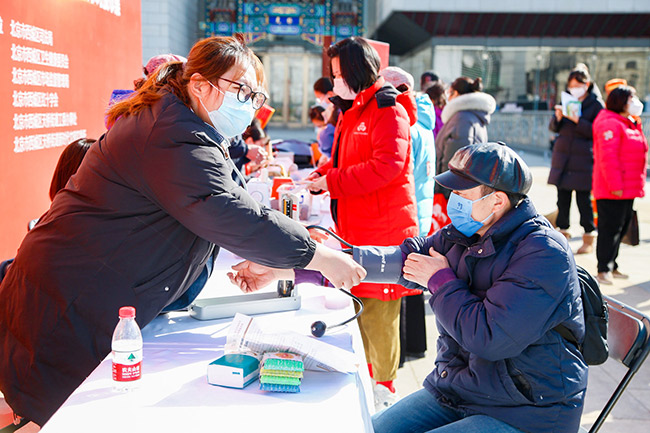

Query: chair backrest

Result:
[606,296,649,366]
[586,295,650,433]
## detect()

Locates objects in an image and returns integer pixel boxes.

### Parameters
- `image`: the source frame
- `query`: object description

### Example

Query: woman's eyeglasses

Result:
[218,77,268,110]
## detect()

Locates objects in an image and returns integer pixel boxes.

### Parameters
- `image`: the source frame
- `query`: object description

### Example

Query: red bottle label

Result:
[112,361,142,381]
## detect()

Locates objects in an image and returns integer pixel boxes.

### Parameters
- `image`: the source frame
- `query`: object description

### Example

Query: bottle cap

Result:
[118,306,136,319]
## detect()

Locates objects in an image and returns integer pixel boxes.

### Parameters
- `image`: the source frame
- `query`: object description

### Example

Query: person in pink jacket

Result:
[592,85,648,285]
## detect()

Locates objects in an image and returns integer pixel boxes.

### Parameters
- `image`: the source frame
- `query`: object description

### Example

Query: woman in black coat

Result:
[0,36,365,428]
[548,68,603,254]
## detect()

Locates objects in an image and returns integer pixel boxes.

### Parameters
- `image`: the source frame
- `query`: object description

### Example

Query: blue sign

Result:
[268,25,301,35]
[243,2,325,17]
[269,16,299,26]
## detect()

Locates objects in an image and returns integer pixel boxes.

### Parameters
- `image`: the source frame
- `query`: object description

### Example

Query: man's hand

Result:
[306,243,366,290]
[308,175,328,192]
[403,248,450,287]
[611,190,623,197]
[228,261,294,293]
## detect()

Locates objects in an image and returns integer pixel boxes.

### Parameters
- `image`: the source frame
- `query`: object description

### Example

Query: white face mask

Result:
[316,97,330,108]
[333,77,358,100]
[568,86,587,99]
[200,81,255,138]
[628,97,644,117]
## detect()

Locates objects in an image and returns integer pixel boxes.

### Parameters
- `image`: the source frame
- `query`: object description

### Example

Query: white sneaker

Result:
[373,383,399,413]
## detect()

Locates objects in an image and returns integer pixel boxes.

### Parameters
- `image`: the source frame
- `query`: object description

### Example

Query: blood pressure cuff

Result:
[352,245,403,284]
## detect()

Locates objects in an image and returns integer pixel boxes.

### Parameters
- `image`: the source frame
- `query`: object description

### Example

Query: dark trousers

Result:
[596,199,634,273]
[556,188,595,233]
[399,293,427,365]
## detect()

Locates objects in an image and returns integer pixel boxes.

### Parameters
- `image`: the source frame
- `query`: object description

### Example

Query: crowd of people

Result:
[0,33,648,433]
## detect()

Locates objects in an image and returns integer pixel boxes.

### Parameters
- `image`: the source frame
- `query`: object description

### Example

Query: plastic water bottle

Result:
[111,306,143,391]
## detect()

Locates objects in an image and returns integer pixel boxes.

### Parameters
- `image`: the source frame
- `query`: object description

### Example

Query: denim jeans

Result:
[372,389,523,433]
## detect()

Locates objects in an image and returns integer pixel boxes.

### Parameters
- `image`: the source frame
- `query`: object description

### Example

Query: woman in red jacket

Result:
[307,37,419,410]
[592,86,648,285]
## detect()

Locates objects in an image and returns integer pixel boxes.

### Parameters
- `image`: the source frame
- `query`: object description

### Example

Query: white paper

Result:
[561,91,582,117]
[225,313,359,373]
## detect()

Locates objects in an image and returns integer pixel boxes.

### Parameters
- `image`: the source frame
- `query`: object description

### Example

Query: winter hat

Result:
[144,54,187,76]
[380,66,414,90]
[604,78,627,95]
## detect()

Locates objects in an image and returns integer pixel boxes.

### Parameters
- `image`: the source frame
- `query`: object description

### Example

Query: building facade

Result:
[369,1,650,112]
[141,0,202,68]
[202,0,364,126]
[140,1,650,132]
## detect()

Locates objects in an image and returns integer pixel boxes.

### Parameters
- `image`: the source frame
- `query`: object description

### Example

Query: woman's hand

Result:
[308,175,328,192]
[565,114,579,124]
[228,261,294,293]
[304,171,321,182]
[554,105,563,121]
[306,243,366,290]
[317,155,330,167]
[403,248,449,287]
[611,190,623,197]
[246,145,268,164]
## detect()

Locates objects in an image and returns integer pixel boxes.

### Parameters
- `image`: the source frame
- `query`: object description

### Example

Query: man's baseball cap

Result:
[435,142,532,195]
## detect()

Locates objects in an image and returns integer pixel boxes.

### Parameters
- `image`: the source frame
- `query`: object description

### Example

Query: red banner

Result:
[0,0,141,258]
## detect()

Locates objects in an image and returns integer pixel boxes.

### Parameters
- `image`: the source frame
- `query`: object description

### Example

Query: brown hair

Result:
[242,118,265,142]
[309,105,326,122]
[606,85,635,114]
[426,82,447,108]
[49,138,95,200]
[451,77,483,95]
[327,106,340,126]
[106,35,265,128]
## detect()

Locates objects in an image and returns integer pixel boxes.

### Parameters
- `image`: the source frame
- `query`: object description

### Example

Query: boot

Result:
[597,272,613,285]
[576,233,596,254]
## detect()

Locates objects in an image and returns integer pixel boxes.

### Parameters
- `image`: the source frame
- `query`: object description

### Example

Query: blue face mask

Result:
[200,81,255,138]
[447,191,495,237]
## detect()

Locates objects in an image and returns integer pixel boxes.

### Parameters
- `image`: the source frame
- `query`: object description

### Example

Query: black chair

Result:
[580,295,650,433]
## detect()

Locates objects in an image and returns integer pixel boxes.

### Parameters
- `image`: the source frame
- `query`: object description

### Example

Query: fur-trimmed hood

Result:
[441,91,496,124]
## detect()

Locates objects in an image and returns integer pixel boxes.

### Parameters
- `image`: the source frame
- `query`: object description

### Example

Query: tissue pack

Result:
[207,353,260,389]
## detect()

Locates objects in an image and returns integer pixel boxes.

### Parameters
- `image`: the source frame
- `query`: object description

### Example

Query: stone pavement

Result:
[395,151,650,433]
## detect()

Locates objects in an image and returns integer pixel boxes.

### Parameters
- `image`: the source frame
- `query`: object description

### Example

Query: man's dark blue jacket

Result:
[398,198,587,433]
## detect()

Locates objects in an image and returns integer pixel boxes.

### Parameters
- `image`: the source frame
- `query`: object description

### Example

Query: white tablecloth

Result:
[41,233,374,432]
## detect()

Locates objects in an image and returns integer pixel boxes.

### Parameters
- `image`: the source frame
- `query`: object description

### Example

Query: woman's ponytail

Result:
[106,36,264,129]
[471,77,483,92]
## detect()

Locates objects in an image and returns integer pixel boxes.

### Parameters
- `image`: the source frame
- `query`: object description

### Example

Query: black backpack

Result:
[554,265,609,365]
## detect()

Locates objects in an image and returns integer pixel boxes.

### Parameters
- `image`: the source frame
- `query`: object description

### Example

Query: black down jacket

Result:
[548,92,603,191]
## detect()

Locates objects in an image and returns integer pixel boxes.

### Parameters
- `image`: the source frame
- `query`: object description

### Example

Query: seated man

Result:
[229,142,587,433]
